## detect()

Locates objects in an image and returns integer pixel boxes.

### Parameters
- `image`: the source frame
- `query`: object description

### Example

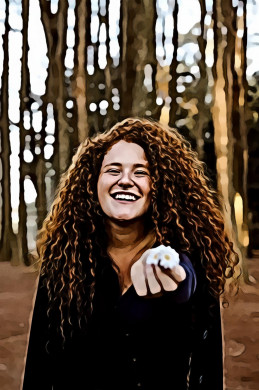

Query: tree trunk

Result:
[35,0,71,232]
[120,0,157,118]
[211,0,248,280]
[168,0,179,127]
[17,0,30,265]
[73,0,89,142]
[193,0,208,160]
[0,1,17,262]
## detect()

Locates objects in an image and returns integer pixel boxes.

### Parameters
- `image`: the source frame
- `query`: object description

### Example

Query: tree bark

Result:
[0,1,17,262]
[73,0,89,142]
[17,0,30,265]
[168,0,179,127]
[211,0,248,280]
[120,0,157,118]
[193,0,208,160]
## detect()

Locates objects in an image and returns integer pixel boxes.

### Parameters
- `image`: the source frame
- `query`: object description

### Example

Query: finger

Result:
[138,248,153,263]
[146,264,161,294]
[154,265,178,291]
[130,260,148,296]
[169,265,186,282]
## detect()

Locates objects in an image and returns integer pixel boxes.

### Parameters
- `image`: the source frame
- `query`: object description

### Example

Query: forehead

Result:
[102,140,148,165]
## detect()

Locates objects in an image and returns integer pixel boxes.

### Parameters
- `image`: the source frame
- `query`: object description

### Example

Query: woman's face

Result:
[97,140,151,222]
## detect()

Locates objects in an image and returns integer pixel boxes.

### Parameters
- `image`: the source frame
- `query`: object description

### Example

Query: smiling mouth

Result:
[110,192,141,202]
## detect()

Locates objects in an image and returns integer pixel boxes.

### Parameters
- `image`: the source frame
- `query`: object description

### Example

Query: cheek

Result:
[97,175,113,203]
[143,179,152,197]
[97,174,108,192]
[97,177,104,203]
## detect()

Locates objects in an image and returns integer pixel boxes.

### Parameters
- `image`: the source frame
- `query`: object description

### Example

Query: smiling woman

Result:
[22,117,239,390]
[97,141,152,221]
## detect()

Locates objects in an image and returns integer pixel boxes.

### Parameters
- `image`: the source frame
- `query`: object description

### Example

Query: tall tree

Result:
[39,0,71,174]
[234,0,249,255]
[120,0,157,118]
[211,0,248,278]
[73,0,90,142]
[168,0,179,127]
[0,1,17,262]
[17,0,30,265]
[86,1,107,134]
[103,0,121,129]
[193,0,208,160]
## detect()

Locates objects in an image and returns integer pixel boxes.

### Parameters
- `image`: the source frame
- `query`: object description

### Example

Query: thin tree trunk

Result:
[223,0,249,278]
[211,0,247,280]
[239,0,249,255]
[35,0,70,231]
[120,0,157,118]
[0,1,17,262]
[232,0,249,274]
[86,1,106,134]
[56,0,71,173]
[18,0,30,265]
[39,0,71,169]
[73,0,89,142]
[120,1,136,117]
[168,0,179,127]
[131,0,157,116]
[211,0,233,229]
[108,0,125,126]
[104,0,117,129]
[194,0,208,160]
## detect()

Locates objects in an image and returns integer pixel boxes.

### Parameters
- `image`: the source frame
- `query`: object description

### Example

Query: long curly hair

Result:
[37,117,239,341]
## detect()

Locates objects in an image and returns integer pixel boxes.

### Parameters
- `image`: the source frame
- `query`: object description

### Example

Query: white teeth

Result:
[114,194,137,201]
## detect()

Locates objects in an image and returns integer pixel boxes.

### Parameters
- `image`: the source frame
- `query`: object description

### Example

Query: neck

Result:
[105,218,156,292]
[106,217,150,250]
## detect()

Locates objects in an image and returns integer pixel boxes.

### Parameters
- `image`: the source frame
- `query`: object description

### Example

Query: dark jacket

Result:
[22,253,222,390]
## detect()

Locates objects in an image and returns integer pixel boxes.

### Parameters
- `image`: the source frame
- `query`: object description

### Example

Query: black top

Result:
[22,253,223,390]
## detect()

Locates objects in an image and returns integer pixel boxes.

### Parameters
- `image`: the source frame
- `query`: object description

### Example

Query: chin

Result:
[109,214,144,222]
[112,215,136,221]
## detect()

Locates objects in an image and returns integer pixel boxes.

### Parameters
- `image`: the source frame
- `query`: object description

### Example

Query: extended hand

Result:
[130,245,186,296]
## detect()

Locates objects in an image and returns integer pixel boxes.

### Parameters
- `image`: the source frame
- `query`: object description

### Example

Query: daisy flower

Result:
[146,245,180,269]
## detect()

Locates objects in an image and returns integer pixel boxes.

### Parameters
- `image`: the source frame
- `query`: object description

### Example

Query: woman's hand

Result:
[130,245,186,296]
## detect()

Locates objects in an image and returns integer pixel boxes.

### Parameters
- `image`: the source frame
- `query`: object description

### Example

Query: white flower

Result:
[146,245,180,269]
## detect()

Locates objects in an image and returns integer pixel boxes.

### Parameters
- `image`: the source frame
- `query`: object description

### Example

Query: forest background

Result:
[0,0,258,269]
[0,1,259,389]
[0,0,259,269]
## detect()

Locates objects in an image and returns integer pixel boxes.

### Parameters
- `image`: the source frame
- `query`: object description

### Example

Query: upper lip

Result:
[110,191,141,199]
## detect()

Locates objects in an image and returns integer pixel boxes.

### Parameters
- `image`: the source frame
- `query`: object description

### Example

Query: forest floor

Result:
[222,256,259,390]
[0,257,258,390]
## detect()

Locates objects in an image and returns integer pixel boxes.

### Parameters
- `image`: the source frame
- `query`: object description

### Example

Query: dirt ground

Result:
[222,257,259,390]
[0,257,258,390]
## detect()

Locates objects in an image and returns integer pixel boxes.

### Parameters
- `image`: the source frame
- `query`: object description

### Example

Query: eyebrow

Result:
[104,162,149,168]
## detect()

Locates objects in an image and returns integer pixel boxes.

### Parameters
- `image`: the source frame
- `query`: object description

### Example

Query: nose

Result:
[117,171,134,187]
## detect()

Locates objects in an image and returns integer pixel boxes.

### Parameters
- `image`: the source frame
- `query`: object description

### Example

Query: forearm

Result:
[164,253,197,303]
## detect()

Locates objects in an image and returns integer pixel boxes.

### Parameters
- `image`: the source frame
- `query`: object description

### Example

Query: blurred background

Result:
[0,0,258,389]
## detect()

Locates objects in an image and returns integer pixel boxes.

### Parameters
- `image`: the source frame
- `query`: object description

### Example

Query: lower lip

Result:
[111,197,139,204]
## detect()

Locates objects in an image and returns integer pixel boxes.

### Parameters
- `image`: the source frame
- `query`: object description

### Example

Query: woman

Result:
[22,117,239,390]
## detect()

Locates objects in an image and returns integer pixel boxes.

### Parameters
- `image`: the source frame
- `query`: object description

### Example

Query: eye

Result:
[106,169,120,175]
[134,171,149,176]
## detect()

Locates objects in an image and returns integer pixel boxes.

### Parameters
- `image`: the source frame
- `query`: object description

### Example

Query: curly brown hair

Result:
[37,117,239,341]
